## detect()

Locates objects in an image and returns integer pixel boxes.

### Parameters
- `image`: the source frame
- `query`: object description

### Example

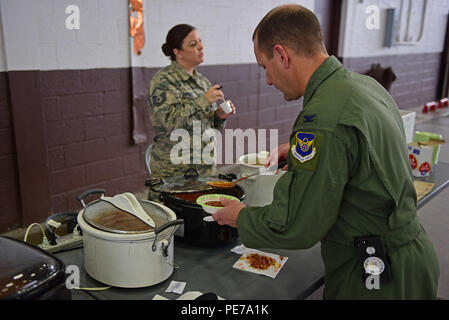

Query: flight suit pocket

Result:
[265,171,295,231]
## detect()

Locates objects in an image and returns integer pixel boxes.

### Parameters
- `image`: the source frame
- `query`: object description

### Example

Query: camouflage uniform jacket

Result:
[147,61,226,179]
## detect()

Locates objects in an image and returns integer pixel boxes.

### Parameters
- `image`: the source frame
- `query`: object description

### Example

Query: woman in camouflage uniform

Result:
[147,24,235,181]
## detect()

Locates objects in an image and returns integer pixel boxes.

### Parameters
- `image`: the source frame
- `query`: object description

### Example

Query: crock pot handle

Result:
[152,219,184,252]
[77,189,106,208]
[154,219,184,235]
[145,178,163,187]
[218,172,237,181]
[158,193,166,202]
[184,168,199,178]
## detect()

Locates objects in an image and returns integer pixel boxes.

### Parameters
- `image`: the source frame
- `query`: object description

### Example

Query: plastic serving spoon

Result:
[207,161,287,189]
[207,172,260,189]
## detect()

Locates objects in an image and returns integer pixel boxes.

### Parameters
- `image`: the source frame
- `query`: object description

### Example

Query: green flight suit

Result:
[147,61,226,179]
[237,56,440,299]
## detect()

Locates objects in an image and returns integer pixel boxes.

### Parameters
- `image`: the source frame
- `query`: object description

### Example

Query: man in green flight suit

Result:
[213,4,440,299]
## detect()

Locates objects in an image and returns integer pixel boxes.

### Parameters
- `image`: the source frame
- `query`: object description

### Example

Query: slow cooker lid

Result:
[0,237,65,300]
[83,199,171,234]
[149,168,220,194]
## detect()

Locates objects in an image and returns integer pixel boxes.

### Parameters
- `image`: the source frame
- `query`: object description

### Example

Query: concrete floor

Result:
[308,113,449,300]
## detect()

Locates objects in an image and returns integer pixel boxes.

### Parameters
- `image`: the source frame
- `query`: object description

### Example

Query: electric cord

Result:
[72,286,112,291]
[24,224,103,291]
[73,224,80,236]
[24,223,50,246]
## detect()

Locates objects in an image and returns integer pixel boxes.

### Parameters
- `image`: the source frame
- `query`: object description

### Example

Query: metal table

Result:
[415,162,449,209]
[56,162,449,300]
[57,240,324,300]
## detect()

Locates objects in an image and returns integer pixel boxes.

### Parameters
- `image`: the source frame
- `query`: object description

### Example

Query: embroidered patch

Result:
[151,87,167,107]
[304,115,316,123]
[291,131,317,163]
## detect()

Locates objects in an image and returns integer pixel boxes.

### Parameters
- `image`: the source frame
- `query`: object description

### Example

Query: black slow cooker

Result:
[0,236,71,300]
[146,169,245,246]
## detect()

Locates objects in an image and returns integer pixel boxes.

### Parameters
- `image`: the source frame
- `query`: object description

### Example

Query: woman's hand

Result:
[204,84,224,104]
[215,100,236,120]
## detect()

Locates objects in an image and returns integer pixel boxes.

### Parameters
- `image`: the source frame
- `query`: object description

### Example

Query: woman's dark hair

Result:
[162,24,196,61]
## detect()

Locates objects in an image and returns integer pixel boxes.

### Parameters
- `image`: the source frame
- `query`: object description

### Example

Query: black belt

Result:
[323,215,422,250]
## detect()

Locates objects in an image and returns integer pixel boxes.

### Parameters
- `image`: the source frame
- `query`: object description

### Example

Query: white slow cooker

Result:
[76,189,183,288]
[238,153,284,207]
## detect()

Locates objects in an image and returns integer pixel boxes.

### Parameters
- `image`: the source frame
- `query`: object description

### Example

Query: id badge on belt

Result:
[354,236,392,285]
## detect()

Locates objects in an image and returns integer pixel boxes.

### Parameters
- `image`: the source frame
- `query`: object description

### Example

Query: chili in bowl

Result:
[196,194,240,214]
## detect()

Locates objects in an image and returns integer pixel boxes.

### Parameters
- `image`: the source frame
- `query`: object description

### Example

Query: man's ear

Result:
[273,45,290,68]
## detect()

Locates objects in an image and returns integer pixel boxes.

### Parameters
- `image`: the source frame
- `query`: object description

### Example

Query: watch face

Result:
[363,257,385,275]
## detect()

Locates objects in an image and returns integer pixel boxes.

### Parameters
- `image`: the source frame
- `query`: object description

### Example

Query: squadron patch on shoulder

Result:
[151,87,167,107]
[291,131,317,163]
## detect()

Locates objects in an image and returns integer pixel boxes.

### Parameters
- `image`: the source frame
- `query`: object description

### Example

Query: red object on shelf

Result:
[440,98,449,108]
[438,100,444,109]
[426,102,437,112]
[422,105,429,113]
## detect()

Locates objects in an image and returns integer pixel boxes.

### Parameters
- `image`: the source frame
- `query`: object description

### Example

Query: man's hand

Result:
[265,143,289,172]
[212,197,246,228]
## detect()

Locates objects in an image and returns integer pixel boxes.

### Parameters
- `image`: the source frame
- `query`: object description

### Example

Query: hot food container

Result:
[146,169,245,246]
[238,153,284,206]
[76,189,183,288]
[0,236,71,300]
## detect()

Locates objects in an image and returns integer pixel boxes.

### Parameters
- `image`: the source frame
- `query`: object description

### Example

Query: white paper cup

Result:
[219,100,232,114]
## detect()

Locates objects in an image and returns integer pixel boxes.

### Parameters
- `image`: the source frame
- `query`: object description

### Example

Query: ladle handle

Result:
[235,172,259,183]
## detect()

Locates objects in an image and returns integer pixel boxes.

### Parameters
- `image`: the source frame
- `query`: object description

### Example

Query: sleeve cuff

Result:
[214,112,226,130]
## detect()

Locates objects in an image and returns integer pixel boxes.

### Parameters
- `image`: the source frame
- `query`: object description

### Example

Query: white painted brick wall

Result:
[339,0,449,58]
[0,13,7,71]
[0,0,314,71]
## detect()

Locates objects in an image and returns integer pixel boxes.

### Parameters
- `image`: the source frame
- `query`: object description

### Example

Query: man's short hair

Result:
[253,5,326,58]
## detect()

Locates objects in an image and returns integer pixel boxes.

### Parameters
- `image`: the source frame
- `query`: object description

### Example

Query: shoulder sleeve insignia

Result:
[151,87,167,107]
[291,131,317,163]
